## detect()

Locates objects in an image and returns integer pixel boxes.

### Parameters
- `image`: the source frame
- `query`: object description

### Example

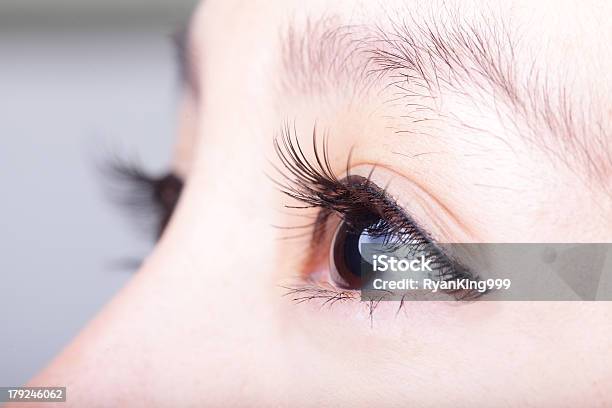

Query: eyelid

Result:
[348,164,475,244]
[271,130,440,246]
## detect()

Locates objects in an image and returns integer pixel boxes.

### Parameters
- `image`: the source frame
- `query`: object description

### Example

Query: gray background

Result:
[0,0,197,386]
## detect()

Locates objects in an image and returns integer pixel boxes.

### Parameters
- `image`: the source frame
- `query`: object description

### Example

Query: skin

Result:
[21,0,612,406]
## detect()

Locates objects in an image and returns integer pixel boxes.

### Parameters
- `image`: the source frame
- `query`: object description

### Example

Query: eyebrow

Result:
[280,14,611,185]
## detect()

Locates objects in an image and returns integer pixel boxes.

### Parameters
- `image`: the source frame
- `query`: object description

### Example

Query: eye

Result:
[325,177,427,291]
[321,177,480,300]
[274,129,483,301]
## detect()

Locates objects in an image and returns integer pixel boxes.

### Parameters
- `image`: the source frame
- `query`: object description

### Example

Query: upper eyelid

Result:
[273,126,432,253]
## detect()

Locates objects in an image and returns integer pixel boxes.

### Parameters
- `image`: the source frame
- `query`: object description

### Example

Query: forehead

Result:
[194,0,611,103]
[194,0,611,62]
[192,0,612,185]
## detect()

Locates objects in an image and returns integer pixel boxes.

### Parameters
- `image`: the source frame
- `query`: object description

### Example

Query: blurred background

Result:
[0,0,197,386]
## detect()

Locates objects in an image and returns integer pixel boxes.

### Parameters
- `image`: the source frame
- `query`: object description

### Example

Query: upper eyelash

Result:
[272,123,466,269]
[104,157,183,240]
[272,124,431,247]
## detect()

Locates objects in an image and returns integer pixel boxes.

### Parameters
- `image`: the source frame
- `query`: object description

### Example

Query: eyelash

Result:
[273,125,484,313]
[106,157,183,241]
[274,127,428,248]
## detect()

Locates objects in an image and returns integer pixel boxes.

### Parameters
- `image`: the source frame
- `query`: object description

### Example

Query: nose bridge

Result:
[179,108,279,278]
[176,177,287,405]
[180,13,282,290]
[162,18,293,395]
[149,99,288,385]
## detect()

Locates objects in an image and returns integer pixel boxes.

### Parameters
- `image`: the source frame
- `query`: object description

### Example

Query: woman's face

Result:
[32,0,612,406]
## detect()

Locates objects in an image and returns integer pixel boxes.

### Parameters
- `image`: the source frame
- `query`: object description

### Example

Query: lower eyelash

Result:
[281,284,357,305]
[280,283,394,326]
